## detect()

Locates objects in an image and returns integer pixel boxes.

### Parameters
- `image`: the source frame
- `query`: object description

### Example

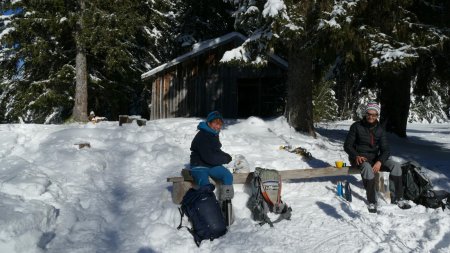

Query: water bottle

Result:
[344,181,352,202]
[337,181,342,197]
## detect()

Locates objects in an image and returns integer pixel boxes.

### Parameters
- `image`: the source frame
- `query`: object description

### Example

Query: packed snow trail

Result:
[0,117,449,253]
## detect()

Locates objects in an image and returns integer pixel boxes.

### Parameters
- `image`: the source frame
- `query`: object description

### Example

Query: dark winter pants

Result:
[358,159,403,204]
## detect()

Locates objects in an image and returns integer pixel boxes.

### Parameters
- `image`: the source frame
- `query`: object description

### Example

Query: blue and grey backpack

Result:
[248,167,292,227]
[177,184,227,246]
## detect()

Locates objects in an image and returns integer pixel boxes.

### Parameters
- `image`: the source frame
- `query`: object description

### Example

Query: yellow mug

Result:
[335,160,344,168]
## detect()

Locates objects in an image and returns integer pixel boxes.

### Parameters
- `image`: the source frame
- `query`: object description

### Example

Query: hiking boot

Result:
[218,185,234,201]
[396,199,412,210]
[368,203,377,213]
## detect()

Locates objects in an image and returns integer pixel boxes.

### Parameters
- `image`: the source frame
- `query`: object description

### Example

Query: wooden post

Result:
[172,181,193,204]
[119,115,129,126]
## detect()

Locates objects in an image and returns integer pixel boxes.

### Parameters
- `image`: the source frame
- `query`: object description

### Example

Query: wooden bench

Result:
[167,166,361,204]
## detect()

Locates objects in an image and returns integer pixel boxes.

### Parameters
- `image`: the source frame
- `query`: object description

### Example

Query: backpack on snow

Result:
[248,167,292,227]
[177,184,227,247]
[401,161,450,210]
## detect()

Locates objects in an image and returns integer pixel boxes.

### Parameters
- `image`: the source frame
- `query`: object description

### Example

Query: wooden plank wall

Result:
[149,40,286,120]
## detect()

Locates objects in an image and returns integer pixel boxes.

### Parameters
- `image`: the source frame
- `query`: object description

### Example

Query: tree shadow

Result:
[303,157,334,168]
[315,127,348,146]
[37,232,56,250]
[405,128,450,135]
[340,202,360,219]
[432,231,450,253]
[316,201,343,219]
[137,247,157,253]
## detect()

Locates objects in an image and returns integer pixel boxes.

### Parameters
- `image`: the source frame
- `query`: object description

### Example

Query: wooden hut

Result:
[141,32,288,120]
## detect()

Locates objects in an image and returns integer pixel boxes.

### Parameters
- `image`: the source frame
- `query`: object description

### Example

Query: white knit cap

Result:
[365,101,380,115]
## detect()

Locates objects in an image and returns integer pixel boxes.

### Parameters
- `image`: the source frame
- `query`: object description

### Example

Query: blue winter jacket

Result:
[190,122,232,167]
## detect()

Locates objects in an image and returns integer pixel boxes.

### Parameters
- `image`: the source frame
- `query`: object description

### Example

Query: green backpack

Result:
[248,167,292,227]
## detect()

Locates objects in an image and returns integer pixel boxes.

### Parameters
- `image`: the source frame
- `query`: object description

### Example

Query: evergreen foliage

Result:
[0,0,177,123]
[312,79,338,122]
[1,0,449,127]
[409,81,449,123]
[226,0,449,133]
[176,0,234,49]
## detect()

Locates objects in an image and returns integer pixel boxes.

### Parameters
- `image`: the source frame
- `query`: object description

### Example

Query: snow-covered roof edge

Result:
[141,32,288,80]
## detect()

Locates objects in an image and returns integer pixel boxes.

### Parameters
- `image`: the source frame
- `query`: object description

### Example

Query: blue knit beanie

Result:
[206,111,223,123]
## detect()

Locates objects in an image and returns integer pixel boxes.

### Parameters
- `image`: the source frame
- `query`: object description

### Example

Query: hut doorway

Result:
[237,77,285,118]
[237,79,260,118]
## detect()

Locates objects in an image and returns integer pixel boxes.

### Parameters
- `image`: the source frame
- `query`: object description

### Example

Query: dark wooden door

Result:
[237,79,260,118]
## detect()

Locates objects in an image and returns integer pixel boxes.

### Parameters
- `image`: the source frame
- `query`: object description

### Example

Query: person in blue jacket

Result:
[190,111,234,201]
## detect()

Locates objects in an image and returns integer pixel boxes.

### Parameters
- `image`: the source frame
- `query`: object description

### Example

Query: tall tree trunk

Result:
[379,68,412,138]
[73,0,88,122]
[285,43,316,137]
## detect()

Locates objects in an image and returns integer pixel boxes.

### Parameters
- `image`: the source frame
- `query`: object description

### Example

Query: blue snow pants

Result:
[190,166,233,186]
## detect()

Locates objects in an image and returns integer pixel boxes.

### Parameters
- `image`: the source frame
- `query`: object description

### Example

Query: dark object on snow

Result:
[177,184,227,247]
[118,115,146,126]
[279,145,313,160]
[344,181,352,202]
[248,167,292,227]
[400,161,450,210]
[75,142,91,149]
[418,190,450,210]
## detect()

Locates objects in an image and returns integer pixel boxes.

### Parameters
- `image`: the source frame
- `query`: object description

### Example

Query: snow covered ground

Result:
[0,117,449,253]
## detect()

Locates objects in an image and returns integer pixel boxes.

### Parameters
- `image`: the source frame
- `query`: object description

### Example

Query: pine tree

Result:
[226,0,450,137]
[326,0,450,136]
[176,0,234,49]
[225,0,344,136]
[0,0,178,123]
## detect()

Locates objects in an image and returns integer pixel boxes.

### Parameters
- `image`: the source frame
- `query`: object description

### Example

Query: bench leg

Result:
[172,181,193,204]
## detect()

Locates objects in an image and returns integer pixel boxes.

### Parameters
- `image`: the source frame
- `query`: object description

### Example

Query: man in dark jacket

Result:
[344,102,411,213]
[190,111,234,202]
